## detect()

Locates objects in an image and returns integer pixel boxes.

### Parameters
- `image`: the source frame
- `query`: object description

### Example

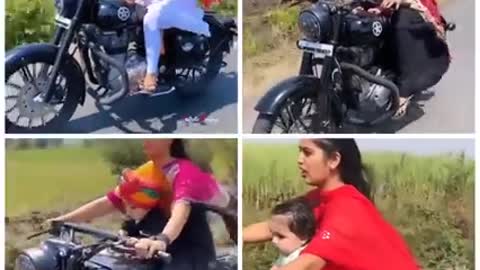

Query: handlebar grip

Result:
[155,251,172,264]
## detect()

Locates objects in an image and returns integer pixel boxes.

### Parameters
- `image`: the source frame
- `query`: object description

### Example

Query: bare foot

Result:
[392,96,413,120]
[142,73,157,92]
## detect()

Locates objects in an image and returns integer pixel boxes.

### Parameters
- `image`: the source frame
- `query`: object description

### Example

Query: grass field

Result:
[6,147,115,217]
[243,143,474,270]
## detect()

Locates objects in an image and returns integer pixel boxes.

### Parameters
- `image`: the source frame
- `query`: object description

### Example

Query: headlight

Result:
[14,248,57,270]
[53,0,77,19]
[298,3,332,41]
[14,254,37,270]
[298,11,322,40]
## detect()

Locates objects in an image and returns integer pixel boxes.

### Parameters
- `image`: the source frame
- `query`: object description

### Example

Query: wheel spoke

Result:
[41,115,47,127]
[14,114,21,125]
[5,95,20,100]
[6,82,23,91]
[20,67,36,84]
[31,64,37,78]
[5,104,18,114]
[19,67,31,84]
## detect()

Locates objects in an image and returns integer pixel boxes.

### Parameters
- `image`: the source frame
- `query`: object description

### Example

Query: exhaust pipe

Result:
[88,43,129,105]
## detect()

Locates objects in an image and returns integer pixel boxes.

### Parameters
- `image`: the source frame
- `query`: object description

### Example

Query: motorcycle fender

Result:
[6,43,86,105]
[254,75,321,115]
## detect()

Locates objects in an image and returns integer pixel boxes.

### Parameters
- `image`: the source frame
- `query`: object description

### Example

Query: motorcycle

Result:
[14,221,237,270]
[252,0,455,133]
[5,0,237,132]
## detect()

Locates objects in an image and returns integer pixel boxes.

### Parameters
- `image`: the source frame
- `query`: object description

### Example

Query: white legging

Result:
[142,0,211,74]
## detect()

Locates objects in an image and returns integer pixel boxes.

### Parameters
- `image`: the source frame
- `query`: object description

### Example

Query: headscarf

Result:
[202,0,221,9]
[117,168,167,209]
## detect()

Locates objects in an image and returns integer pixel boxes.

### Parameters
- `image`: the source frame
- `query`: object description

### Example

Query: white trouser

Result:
[143,0,211,74]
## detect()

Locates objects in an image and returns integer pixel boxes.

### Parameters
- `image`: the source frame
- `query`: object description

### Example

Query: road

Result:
[243,0,474,134]
[10,48,237,134]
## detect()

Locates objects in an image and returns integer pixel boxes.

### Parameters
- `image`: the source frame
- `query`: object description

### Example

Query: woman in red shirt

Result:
[243,139,420,270]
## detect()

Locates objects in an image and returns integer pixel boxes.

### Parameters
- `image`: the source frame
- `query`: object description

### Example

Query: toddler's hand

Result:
[270,265,280,270]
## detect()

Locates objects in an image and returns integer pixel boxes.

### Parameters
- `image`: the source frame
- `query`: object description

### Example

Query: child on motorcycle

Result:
[47,139,237,269]
[124,0,216,94]
[269,198,316,270]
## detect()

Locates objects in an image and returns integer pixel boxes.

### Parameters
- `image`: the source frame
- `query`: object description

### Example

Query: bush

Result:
[102,139,237,184]
[6,0,55,50]
[212,0,237,17]
[102,140,147,175]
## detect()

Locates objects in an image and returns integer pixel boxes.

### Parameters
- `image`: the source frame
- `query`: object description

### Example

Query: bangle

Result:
[153,233,171,246]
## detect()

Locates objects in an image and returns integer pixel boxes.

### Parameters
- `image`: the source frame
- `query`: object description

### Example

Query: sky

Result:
[244,138,475,158]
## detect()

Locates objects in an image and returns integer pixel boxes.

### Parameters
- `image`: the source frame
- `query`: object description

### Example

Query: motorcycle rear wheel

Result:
[175,50,224,97]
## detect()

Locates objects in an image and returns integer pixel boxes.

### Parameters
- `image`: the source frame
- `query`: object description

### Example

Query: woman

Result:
[47,139,236,269]
[125,0,212,93]
[380,0,450,118]
[243,139,420,270]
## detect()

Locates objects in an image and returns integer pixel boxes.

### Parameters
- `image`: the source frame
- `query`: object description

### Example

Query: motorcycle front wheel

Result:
[5,60,81,133]
[252,92,337,134]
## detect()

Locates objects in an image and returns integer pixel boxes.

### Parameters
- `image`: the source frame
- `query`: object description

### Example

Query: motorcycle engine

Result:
[173,32,209,63]
[348,69,393,118]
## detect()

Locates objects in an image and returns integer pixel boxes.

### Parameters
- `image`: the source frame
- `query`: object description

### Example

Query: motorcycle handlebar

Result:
[52,221,119,241]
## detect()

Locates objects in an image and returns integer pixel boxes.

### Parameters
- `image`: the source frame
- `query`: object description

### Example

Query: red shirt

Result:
[302,185,420,270]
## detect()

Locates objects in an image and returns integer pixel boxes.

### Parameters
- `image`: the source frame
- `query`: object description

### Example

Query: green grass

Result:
[243,143,474,270]
[6,147,116,217]
[243,6,300,58]
[212,0,237,17]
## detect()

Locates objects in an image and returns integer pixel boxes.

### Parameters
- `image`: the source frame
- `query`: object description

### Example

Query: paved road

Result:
[9,48,237,134]
[244,0,474,134]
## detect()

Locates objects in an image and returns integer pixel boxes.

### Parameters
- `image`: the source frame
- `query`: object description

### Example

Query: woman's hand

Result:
[367,8,382,15]
[41,217,63,230]
[381,0,402,9]
[134,238,167,259]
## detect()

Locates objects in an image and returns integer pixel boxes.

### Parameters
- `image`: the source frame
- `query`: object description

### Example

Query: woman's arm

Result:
[278,254,326,270]
[243,221,273,243]
[160,201,192,243]
[52,196,117,223]
[134,201,192,259]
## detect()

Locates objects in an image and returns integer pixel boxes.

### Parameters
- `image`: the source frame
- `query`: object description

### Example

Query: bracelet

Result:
[153,233,171,246]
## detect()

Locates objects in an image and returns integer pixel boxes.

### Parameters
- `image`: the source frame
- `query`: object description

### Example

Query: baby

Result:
[269,197,316,270]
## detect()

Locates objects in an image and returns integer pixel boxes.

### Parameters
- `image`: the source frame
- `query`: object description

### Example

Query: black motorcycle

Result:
[14,221,237,270]
[5,0,237,132]
[252,0,455,133]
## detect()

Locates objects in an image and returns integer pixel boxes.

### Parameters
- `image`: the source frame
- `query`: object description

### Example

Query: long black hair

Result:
[312,139,373,201]
[170,139,190,159]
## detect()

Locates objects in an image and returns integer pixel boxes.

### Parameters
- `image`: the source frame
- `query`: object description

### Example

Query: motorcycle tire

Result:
[252,91,337,134]
[5,59,82,133]
[175,50,224,97]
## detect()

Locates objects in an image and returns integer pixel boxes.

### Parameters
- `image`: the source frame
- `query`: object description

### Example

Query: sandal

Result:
[392,95,413,120]
[138,73,158,95]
